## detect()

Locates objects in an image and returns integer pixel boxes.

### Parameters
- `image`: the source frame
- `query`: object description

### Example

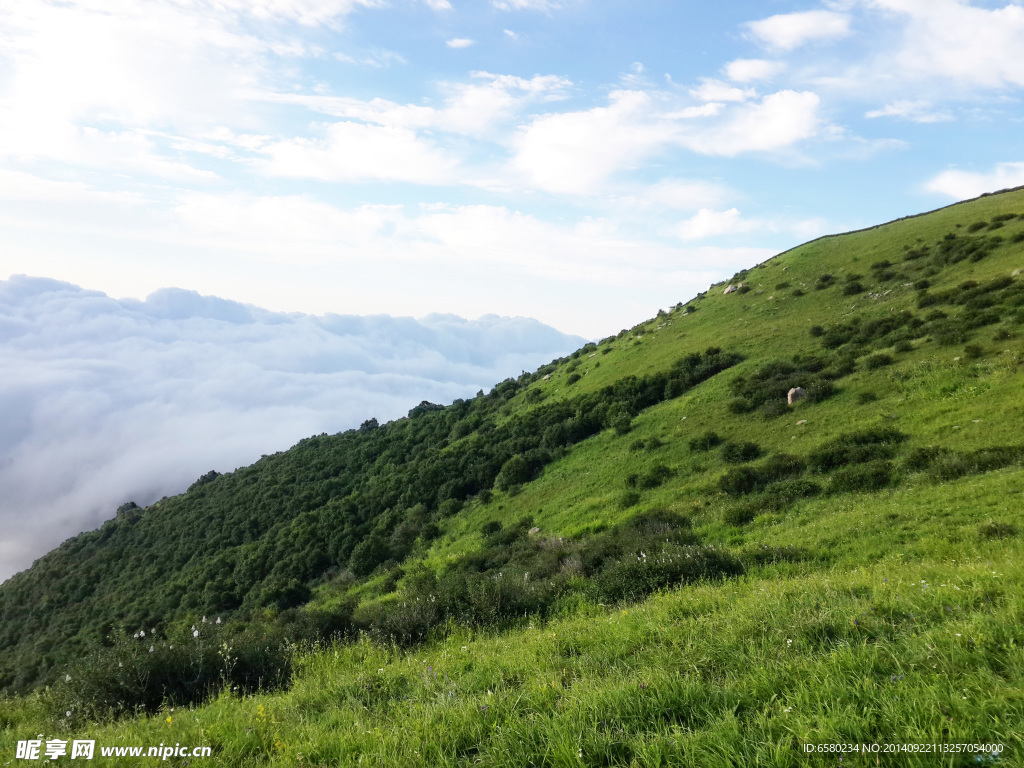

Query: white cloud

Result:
[257,72,572,138]
[446,38,475,48]
[747,10,851,50]
[260,121,459,184]
[676,208,746,240]
[493,0,561,10]
[725,59,785,83]
[504,29,519,39]
[334,48,407,67]
[0,169,144,206]
[865,0,1024,90]
[682,90,822,157]
[424,0,453,9]
[0,275,585,582]
[689,79,756,103]
[512,88,824,193]
[672,207,828,241]
[512,90,677,194]
[925,162,1024,200]
[865,100,953,123]
[640,179,732,211]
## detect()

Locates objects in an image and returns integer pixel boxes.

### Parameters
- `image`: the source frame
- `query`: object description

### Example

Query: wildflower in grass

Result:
[193,629,199,638]
[66,711,71,718]
[166,717,172,725]
[65,674,71,682]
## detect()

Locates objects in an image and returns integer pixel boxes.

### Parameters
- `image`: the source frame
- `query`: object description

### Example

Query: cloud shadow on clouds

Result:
[0,275,585,582]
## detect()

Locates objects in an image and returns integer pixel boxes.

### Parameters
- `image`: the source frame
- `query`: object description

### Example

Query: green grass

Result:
[4,190,1024,765]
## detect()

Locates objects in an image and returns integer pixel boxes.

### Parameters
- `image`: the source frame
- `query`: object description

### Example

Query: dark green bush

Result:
[721,441,761,463]
[864,353,894,370]
[589,545,743,603]
[978,521,1017,539]
[48,608,352,724]
[827,460,894,494]
[804,380,838,403]
[758,455,807,484]
[857,391,879,404]
[809,429,907,473]
[619,490,642,509]
[964,343,984,359]
[638,464,673,489]
[723,505,757,526]
[927,446,1024,481]
[719,466,760,496]
[689,431,723,451]
[495,454,533,491]
[902,446,951,472]
[718,455,805,497]
[761,399,791,419]
[842,281,865,296]
[740,545,808,566]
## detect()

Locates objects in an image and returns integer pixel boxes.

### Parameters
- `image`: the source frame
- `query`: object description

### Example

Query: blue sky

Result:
[2,0,1024,338]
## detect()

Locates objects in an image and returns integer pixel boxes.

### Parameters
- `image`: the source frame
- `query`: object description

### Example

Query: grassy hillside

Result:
[3,189,1024,765]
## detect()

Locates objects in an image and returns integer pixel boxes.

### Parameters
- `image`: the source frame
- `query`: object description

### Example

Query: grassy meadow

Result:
[3,190,1024,765]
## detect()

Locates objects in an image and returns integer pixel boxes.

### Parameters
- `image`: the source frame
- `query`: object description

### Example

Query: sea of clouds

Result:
[0,275,585,582]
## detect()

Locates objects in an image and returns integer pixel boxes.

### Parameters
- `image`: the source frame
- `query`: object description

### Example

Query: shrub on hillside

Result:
[689,431,723,451]
[721,441,761,463]
[827,460,894,494]
[842,281,865,296]
[864,353,894,370]
[978,521,1017,540]
[638,464,673,489]
[902,446,951,472]
[809,429,907,473]
[927,446,1024,481]
[47,607,352,724]
[619,490,642,509]
[589,545,743,603]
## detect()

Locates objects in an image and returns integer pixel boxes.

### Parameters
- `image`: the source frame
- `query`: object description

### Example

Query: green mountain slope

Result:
[3,189,1024,765]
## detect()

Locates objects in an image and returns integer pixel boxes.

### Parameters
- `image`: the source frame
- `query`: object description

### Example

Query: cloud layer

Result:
[0,276,584,582]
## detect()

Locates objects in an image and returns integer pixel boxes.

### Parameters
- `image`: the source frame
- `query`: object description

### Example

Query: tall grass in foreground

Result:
[3,547,1021,767]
